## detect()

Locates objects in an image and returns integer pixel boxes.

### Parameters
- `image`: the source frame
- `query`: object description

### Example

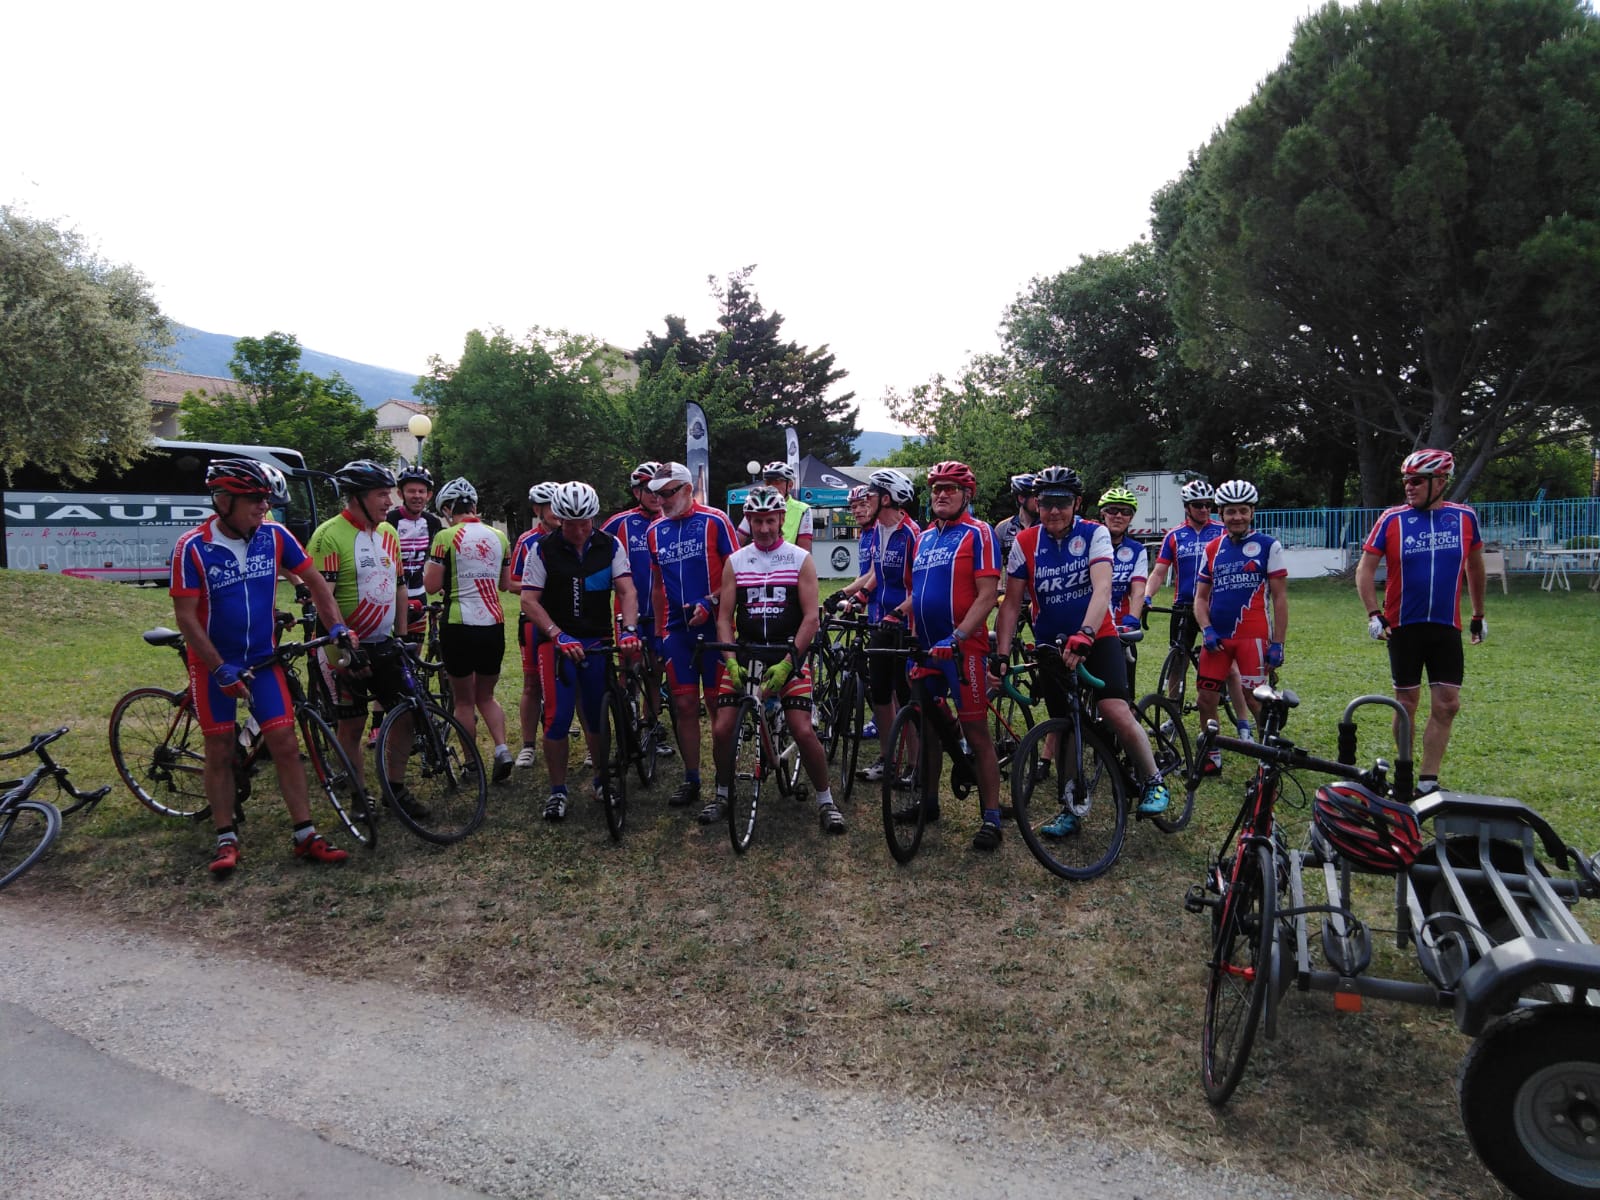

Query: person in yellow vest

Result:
[738,461,813,551]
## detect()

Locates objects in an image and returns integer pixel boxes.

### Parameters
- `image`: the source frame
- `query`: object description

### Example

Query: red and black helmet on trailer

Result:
[1312,780,1424,873]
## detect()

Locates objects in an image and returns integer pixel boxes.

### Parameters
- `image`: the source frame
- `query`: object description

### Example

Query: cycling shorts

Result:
[441,623,505,679]
[1199,638,1268,692]
[1032,636,1132,717]
[1169,607,1199,655]
[519,614,543,676]
[1387,622,1464,690]
[537,638,609,740]
[190,659,294,738]
[867,623,911,708]
[713,661,813,711]
[912,636,990,724]
[319,638,409,721]
[659,625,720,697]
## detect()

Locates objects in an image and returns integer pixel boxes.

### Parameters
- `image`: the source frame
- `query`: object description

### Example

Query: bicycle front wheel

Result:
[376,700,487,845]
[1012,718,1127,881]
[1202,842,1276,1105]
[881,705,928,864]
[109,686,211,820]
[299,709,375,850]
[832,673,863,806]
[625,672,659,787]
[1157,645,1192,714]
[600,687,629,843]
[0,799,63,889]
[1135,694,1195,833]
[727,698,762,853]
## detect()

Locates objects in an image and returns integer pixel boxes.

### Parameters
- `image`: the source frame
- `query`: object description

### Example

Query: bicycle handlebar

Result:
[0,726,69,761]
[1196,722,1373,787]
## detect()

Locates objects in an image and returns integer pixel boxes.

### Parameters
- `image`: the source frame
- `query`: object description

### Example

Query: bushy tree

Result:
[0,206,172,482]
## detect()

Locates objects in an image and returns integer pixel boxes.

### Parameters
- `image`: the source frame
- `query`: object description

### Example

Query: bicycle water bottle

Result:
[238,712,261,750]
[764,696,783,722]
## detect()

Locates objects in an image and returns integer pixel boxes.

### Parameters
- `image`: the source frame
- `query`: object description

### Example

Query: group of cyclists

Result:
[168,444,1484,874]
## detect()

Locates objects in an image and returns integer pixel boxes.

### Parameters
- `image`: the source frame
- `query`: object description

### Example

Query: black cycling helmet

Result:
[335,459,398,496]
[396,465,433,488]
[1034,465,1083,498]
[206,457,286,504]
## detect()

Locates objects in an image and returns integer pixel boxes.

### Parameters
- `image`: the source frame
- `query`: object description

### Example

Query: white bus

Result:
[2,440,320,584]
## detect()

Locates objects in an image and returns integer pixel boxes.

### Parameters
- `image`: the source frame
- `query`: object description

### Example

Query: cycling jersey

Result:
[1156,519,1225,604]
[858,514,920,624]
[647,504,739,637]
[385,506,445,599]
[522,530,631,640]
[171,516,308,667]
[1006,519,1116,644]
[1199,531,1287,639]
[509,525,550,589]
[1108,536,1150,619]
[306,511,403,642]
[600,508,657,620]
[993,512,1036,593]
[909,513,1000,647]
[737,498,814,544]
[1362,502,1482,630]
[729,537,808,653]
[428,517,511,626]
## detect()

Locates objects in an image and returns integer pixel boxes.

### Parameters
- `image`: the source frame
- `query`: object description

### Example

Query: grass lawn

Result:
[3,569,1598,1199]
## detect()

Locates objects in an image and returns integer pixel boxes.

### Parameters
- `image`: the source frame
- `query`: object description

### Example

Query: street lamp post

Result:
[408,413,433,469]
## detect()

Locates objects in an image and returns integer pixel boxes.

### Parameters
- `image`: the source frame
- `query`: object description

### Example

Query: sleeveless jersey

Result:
[858,514,920,624]
[1199,531,1287,639]
[646,504,739,637]
[730,538,808,651]
[601,508,657,619]
[306,511,403,641]
[1156,519,1225,604]
[1006,519,1116,644]
[1362,502,1482,630]
[171,516,309,667]
[385,506,444,599]
[427,517,510,626]
[1108,535,1150,617]
[909,513,1000,646]
[522,530,630,640]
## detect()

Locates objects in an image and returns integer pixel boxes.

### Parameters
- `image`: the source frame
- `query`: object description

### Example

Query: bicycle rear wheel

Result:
[831,674,863,806]
[299,709,376,850]
[109,686,211,820]
[1156,645,1192,714]
[1202,842,1276,1104]
[1012,718,1127,881]
[1135,694,1195,833]
[0,799,63,889]
[881,705,928,864]
[599,687,629,843]
[727,698,762,853]
[625,671,659,787]
[376,700,487,845]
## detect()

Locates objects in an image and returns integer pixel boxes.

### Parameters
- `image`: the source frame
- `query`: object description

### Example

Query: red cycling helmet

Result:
[630,461,663,489]
[927,460,977,497]
[1401,449,1454,479]
[1312,780,1424,873]
[206,457,284,503]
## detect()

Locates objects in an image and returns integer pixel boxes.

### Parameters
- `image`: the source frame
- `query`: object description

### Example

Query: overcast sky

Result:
[6,2,1314,433]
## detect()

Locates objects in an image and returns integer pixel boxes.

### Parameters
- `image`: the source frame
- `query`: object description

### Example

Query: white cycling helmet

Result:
[760,461,797,484]
[551,481,601,520]
[437,477,477,512]
[867,468,914,507]
[1214,479,1259,506]
[742,485,787,514]
[528,481,559,505]
[1180,479,1215,504]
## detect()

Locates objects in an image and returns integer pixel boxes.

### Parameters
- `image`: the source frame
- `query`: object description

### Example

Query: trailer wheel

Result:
[1459,1006,1600,1200]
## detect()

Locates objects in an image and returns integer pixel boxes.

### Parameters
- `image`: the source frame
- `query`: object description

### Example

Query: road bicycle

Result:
[575,640,662,844]
[413,600,453,711]
[700,641,811,853]
[1145,602,1246,732]
[371,639,488,845]
[810,608,872,806]
[870,644,1037,864]
[108,625,376,849]
[1008,634,1194,882]
[1,727,110,890]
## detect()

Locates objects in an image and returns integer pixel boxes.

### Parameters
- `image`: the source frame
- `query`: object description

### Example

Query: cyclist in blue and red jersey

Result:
[993,467,1170,831]
[602,461,672,757]
[1098,484,1150,695]
[898,460,1005,850]
[508,481,560,770]
[645,461,740,811]
[1355,449,1486,794]
[1193,480,1289,776]
[171,457,354,875]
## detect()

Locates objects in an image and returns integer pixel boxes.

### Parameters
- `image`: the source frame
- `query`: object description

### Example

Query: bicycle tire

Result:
[989,681,1034,781]
[625,671,659,787]
[600,686,629,843]
[833,674,863,807]
[809,638,841,758]
[299,708,376,850]
[1202,841,1276,1104]
[376,699,487,845]
[881,705,928,864]
[727,698,762,853]
[1135,694,1195,833]
[1012,718,1127,881]
[0,799,63,889]
[108,686,211,820]
[1157,645,1192,714]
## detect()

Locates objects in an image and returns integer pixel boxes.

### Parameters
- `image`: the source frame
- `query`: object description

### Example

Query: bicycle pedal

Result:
[1184,884,1216,915]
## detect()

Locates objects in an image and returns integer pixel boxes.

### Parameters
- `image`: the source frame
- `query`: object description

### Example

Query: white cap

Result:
[647,462,694,492]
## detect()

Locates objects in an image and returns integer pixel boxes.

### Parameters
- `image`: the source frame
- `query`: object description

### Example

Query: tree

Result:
[0,206,172,482]
[177,331,392,474]
[417,327,631,522]
[1161,0,1600,504]
[633,267,861,492]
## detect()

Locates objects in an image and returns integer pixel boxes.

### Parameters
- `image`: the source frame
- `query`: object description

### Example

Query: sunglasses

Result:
[1102,506,1135,517]
[657,484,688,498]
[1038,497,1075,510]
[1186,500,1214,509]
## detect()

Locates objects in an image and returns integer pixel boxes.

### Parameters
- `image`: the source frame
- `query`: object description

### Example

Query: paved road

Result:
[0,903,1341,1200]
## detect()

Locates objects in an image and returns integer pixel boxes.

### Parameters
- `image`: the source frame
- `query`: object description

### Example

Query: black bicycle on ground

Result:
[1,728,111,889]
